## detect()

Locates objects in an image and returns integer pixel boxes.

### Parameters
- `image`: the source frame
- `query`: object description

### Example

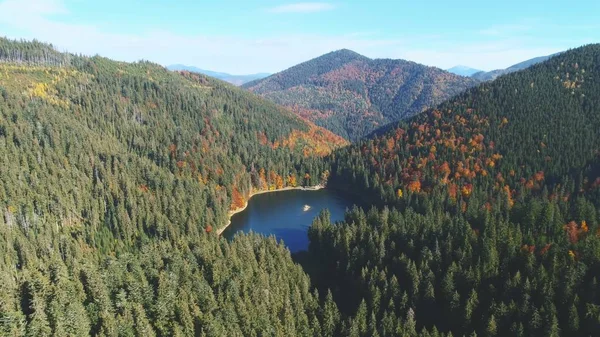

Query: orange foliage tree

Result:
[408,180,421,193]
[231,187,246,210]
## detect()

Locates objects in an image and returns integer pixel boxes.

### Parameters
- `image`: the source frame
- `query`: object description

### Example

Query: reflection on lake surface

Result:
[222,189,356,252]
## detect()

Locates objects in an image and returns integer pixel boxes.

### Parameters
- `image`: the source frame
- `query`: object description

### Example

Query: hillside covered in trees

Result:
[2,35,600,337]
[0,37,348,336]
[243,49,478,141]
[311,44,600,336]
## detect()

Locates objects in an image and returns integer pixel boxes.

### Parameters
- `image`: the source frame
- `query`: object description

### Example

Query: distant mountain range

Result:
[167,64,270,85]
[470,53,559,81]
[446,53,560,81]
[446,65,482,76]
[243,49,478,140]
[170,52,560,140]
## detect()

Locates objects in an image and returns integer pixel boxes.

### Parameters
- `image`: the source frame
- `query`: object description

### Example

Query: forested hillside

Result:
[308,44,600,336]
[0,37,347,336]
[2,36,600,337]
[244,49,478,140]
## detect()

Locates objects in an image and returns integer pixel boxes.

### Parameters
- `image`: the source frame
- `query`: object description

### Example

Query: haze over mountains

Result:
[167,64,270,85]
[470,53,558,81]
[447,53,560,80]
[170,52,558,89]
[243,49,478,140]
[446,65,482,76]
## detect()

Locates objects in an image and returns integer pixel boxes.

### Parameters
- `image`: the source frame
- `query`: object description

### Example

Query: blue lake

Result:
[222,188,356,252]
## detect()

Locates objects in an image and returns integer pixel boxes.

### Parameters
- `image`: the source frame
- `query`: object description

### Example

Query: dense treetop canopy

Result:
[0,37,599,336]
[0,37,344,336]
[316,43,600,336]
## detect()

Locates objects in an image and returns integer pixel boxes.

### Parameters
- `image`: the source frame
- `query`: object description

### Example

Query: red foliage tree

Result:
[565,221,579,244]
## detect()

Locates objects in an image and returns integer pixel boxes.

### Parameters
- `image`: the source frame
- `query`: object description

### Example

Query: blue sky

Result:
[0,0,598,74]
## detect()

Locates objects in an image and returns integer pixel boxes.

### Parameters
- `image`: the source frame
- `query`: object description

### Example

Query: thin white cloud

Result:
[267,2,335,13]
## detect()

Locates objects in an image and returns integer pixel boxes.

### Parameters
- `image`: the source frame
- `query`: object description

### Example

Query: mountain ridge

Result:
[244,49,479,140]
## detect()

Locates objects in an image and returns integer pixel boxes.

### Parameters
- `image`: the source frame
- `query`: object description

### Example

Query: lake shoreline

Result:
[217,184,324,236]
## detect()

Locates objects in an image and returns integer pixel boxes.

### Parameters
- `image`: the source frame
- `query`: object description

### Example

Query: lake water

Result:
[222,188,356,252]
